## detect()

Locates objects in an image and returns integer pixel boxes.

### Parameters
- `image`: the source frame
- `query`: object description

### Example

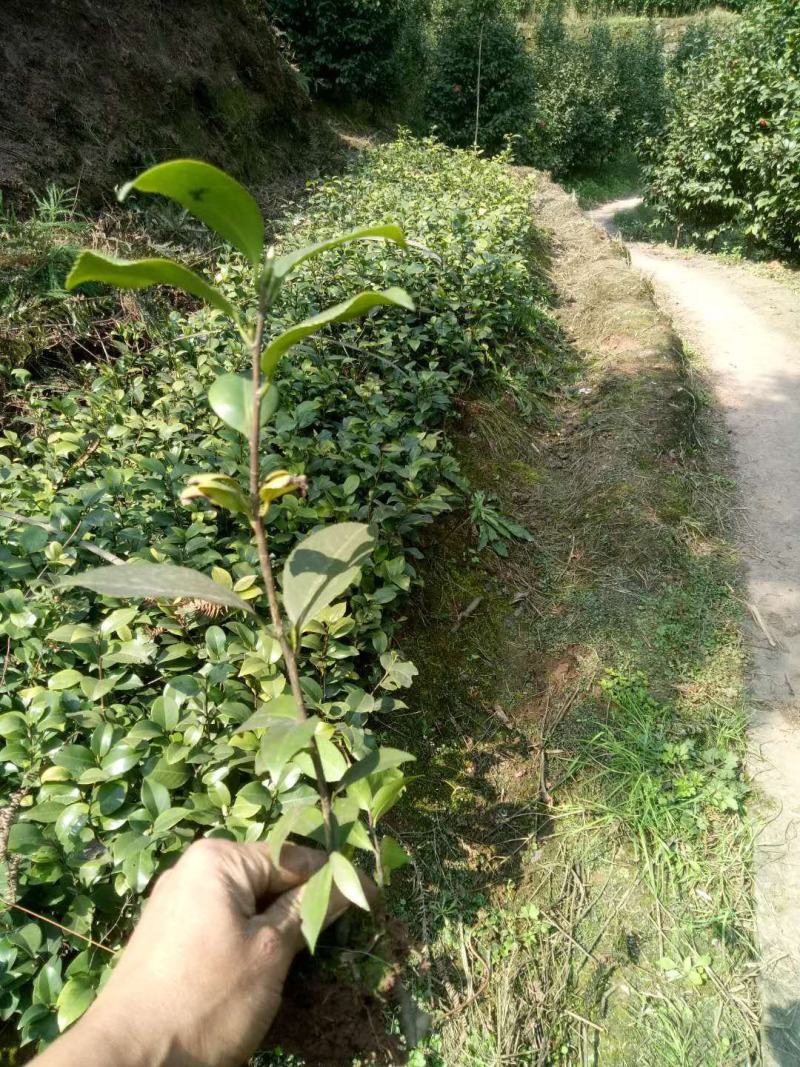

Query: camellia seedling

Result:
[63,159,417,951]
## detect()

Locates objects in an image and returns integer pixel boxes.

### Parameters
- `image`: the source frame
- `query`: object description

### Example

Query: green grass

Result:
[387,192,757,1064]
[561,151,643,209]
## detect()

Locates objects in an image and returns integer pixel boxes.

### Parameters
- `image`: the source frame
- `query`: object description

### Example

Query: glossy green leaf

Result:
[239,694,298,732]
[258,717,319,780]
[56,977,95,1031]
[55,803,89,848]
[60,562,254,615]
[261,288,414,378]
[52,746,94,776]
[315,736,348,782]
[141,778,171,819]
[337,747,416,792]
[122,846,157,893]
[180,473,250,517]
[66,251,237,321]
[300,861,333,953]
[207,374,279,439]
[48,669,83,691]
[371,774,408,823]
[101,743,141,777]
[273,223,407,280]
[152,808,191,836]
[96,781,127,816]
[118,159,264,266]
[330,851,370,911]
[33,957,63,1006]
[282,522,375,630]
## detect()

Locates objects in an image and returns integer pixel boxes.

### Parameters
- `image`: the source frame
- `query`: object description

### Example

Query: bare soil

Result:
[590,198,800,1066]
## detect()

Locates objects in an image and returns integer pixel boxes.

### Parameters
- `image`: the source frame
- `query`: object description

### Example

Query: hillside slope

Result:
[0,0,322,200]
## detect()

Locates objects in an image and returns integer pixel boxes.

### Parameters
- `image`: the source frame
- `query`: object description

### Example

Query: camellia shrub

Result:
[646,0,800,256]
[266,0,428,101]
[0,135,548,1048]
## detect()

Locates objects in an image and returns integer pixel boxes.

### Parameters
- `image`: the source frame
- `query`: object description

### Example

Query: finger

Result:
[230,843,329,909]
[250,867,378,955]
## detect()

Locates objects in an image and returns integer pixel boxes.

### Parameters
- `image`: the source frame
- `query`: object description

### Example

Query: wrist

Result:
[46,1002,170,1067]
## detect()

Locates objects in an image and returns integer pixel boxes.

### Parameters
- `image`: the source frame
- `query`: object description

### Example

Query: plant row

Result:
[0,136,550,1046]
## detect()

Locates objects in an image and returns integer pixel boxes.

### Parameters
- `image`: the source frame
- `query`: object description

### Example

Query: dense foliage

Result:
[526,10,666,175]
[266,0,427,101]
[424,0,667,175]
[425,0,536,155]
[0,136,549,1046]
[571,0,745,13]
[646,0,800,255]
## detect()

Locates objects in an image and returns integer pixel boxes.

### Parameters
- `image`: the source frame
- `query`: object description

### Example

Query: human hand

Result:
[34,840,365,1067]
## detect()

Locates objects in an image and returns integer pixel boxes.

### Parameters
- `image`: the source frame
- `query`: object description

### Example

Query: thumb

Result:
[250,877,355,970]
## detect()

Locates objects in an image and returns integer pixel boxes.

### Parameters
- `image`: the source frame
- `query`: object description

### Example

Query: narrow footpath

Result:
[590,198,800,1066]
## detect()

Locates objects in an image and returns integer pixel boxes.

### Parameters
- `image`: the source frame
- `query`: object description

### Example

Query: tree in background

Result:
[266,0,428,103]
[646,0,800,255]
[424,0,536,155]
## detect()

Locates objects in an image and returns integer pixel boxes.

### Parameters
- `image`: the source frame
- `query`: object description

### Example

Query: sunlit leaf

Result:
[180,473,250,517]
[257,717,319,780]
[118,159,264,266]
[65,251,236,321]
[56,977,95,1031]
[336,747,416,792]
[300,861,332,953]
[273,223,407,280]
[330,851,370,911]
[261,287,414,378]
[207,374,279,439]
[60,562,254,615]
[282,522,375,630]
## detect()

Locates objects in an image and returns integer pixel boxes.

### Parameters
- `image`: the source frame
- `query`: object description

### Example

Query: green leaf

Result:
[261,288,414,378]
[239,694,298,732]
[48,669,83,691]
[141,778,171,819]
[258,717,319,780]
[56,977,95,1031]
[379,835,411,886]
[282,522,375,630]
[33,957,63,1006]
[65,252,236,321]
[122,846,157,893]
[273,224,407,280]
[60,562,254,615]
[329,852,370,911]
[52,746,95,777]
[300,861,333,953]
[118,159,264,267]
[315,736,348,782]
[371,774,407,823]
[337,747,416,792]
[207,374,279,439]
[152,807,191,836]
[96,781,127,816]
[101,743,141,777]
[54,803,89,848]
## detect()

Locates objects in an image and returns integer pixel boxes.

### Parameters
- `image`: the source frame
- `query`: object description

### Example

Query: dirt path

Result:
[590,198,800,1065]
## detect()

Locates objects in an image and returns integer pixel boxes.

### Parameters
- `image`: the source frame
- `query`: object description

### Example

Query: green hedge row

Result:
[0,137,550,1047]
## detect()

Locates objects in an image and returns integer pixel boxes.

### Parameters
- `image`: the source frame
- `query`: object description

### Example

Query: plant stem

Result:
[248,299,334,851]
